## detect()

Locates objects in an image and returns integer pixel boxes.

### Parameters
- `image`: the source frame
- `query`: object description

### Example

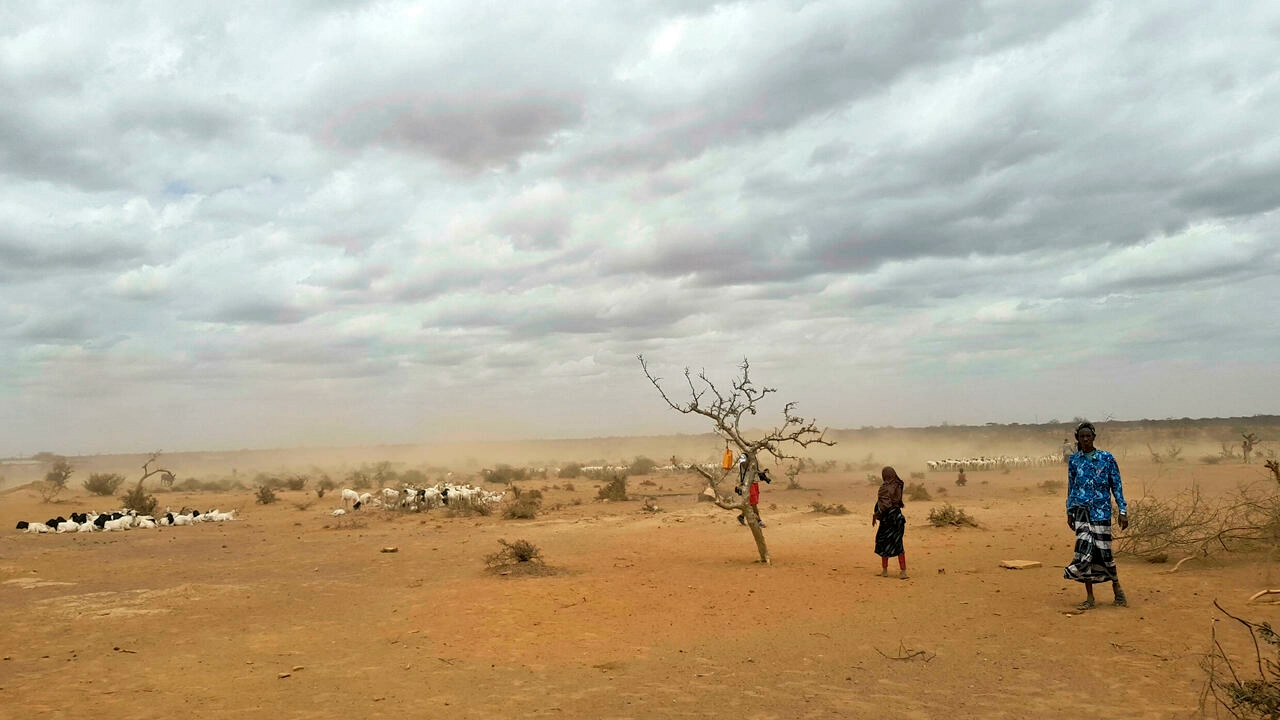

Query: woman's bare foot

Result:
[879,568,887,577]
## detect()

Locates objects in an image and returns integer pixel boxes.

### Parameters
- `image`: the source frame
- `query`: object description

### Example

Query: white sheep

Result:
[15,521,51,533]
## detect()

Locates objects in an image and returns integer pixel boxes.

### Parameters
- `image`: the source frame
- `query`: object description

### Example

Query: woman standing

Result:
[1064,421,1129,610]
[872,466,908,579]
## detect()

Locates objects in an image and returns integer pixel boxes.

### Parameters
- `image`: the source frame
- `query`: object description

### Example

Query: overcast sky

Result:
[2,1,1278,456]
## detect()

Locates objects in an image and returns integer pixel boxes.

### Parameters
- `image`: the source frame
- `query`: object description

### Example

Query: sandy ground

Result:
[3,457,1278,719]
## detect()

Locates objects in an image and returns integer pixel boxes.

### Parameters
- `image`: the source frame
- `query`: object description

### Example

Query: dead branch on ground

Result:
[874,641,935,663]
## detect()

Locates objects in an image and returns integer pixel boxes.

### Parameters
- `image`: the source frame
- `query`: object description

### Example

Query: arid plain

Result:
[2,422,1278,719]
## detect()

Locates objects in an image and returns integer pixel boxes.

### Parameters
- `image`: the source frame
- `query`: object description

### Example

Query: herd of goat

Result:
[331,482,505,515]
[925,454,1064,472]
[15,508,237,533]
[15,460,1065,534]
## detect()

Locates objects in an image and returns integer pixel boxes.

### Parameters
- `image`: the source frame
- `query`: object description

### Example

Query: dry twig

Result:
[874,641,935,663]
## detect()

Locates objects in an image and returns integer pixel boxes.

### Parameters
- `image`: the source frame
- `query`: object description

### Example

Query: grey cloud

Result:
[110,94,243,143]
[808,142,850,166]
[304,262,392,292]
[318,91,585,171]
[198,298,319,326]
[425,290,694,339]
[571,1,1090,175]
[12,311,93,343]
[0,234,148,274]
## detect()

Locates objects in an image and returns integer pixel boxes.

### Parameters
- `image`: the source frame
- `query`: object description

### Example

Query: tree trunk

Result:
[693,464,770,564]
[745,505,771,564]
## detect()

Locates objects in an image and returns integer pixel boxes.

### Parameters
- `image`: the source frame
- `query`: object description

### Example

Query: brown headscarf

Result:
[876,466,904,512]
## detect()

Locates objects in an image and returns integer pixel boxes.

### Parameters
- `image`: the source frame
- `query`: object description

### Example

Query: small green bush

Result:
[503,498,541,519]
[485,538,543,567]
[629,456,658,476]
[484,465,529,484]
[315,476,337,498]
[928,503,979,527]
[596,474,628,501]
[120,482,157,515]
[83,473,125,496]
[906,483,931,502]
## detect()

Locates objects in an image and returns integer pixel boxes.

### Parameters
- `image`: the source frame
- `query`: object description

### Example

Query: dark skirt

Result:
[1063,506,1118,583]
[874,506,905,557]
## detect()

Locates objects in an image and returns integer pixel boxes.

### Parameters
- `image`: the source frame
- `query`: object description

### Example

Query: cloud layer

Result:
[2,0,1278,455]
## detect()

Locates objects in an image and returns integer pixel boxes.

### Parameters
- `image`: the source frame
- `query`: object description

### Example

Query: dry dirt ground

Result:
[3,459,1278,719]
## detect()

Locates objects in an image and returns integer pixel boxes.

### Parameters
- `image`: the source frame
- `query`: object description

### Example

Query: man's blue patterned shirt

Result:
[1066,449,1127,522]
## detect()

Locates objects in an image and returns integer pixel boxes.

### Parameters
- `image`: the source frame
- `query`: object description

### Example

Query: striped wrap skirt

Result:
[1063,506,1118,583]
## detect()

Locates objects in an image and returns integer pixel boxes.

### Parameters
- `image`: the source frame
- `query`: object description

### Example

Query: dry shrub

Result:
[1037,479,1065,494]
[485,539,553,575]
[37,480,63,503]
[1119,482,1280,560]
[503,497,541,519]
[255,486,278,505]
[1201,601,1280,719]
[292,500,314,511]
[447,502,492,517]
[811,501,850,515]
[935,486,948,496]
[596,474,628,501]
[906,483,931,502]
[561,482,575,491]
[928,503,978,527]
[327,516,367,530]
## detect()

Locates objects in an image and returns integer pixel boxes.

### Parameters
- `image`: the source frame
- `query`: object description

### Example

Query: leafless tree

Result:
[127,452,176,492]
[639,356,834,563]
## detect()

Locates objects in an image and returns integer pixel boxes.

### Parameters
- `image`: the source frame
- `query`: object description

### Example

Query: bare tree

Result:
[639,356,834,563]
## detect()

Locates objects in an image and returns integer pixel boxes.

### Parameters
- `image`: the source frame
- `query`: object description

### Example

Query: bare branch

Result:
[639,355,838,564]
[139,451,175,488]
